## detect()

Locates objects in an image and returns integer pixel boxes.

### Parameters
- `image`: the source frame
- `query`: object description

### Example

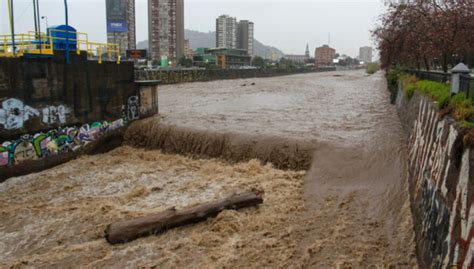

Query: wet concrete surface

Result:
[1,70,417,268]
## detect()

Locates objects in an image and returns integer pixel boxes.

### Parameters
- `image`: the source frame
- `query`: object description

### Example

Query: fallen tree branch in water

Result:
[105,192,263,244]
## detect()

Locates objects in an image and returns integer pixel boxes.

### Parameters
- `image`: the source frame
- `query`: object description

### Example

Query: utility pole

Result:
[36,0,42,53]
[33,0,38,37]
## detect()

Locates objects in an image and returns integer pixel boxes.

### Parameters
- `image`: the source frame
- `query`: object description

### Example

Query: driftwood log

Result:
[105,192,263,244]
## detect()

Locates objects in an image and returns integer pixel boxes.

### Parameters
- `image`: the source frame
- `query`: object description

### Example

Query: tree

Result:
[178,56,193,67]
[251,56,265,68]
[373,1,474,72]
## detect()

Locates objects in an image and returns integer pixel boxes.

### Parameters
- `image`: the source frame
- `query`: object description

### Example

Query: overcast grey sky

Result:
[0,0,385,57]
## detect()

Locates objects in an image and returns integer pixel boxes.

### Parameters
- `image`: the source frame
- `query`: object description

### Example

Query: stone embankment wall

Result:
[0,53,158,181]
[396,86,473,268]
[135,67,336,84]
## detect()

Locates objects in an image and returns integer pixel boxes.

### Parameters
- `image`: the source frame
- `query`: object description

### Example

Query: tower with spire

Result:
[305,44,310,59]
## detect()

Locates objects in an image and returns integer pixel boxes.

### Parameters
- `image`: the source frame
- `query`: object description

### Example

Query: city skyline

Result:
[0,0,384,58]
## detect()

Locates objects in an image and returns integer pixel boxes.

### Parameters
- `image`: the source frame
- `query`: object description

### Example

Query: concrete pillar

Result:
[450,63,471,96]
[136,81,160,118]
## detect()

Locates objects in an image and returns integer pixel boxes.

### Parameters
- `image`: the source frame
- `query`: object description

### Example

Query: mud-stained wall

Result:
[0,52,137,140]
[396,89,474,268]
[0,54,160,181]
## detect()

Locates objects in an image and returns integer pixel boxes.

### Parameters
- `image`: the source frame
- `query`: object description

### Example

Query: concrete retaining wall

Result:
[135,67,337,84]
[0,52,138,140]
[396,87,474,268]
[0,54,158,181]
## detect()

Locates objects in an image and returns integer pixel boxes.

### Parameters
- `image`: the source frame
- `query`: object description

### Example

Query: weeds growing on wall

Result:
[400,75,418,99]
[386,67,405,104]
[450,93,474,122]
[416,81,450,109]
[401,75,474,124]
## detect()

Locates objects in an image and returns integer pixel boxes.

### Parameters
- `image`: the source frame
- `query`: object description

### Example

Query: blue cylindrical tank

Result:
[47,25,77,50]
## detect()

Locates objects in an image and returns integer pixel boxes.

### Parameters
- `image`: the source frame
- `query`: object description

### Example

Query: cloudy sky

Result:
[0,0,385,57]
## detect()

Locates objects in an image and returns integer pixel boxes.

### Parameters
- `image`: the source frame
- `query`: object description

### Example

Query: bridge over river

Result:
[0,70,417,268]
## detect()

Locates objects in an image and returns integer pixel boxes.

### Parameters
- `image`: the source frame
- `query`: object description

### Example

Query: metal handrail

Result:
[0,29,120,64]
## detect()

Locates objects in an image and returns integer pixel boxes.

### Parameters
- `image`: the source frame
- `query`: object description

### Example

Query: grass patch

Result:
[366,63,380,74]
[401,74,474,124]
[461,121,474,128]
[416,80,450,109]
[400,75,449,108]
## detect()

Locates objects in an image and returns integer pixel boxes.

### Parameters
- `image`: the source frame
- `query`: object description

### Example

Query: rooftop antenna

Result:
[328,33,331,46]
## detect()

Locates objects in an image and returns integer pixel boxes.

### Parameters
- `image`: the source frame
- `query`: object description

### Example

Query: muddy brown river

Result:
[1,70,417,268]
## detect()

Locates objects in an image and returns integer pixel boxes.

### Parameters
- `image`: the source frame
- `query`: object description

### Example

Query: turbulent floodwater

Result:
[1,70,417,268]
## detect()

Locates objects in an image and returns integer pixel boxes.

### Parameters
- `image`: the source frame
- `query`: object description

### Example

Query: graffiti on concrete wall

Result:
[0,98,40,129]
[42,105,71,125]
[0,119,125,167]
[0,98,71,130]
[408,98,474,268]
[127,96,139,121]
[0,94,140,168]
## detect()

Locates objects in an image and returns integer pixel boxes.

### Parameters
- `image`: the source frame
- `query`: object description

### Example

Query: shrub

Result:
[366,63,380,74]
[386,67,404,89]
[449,93,474,121]
[386,67,405,104]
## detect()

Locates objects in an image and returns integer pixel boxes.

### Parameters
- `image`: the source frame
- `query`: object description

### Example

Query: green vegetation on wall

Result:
[401,75,474,124]
[386,67,404,104]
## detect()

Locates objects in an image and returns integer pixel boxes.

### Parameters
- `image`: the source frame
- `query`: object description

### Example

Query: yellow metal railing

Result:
[0,29,120,64]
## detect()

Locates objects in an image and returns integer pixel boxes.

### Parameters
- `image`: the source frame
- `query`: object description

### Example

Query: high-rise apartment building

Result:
[359,46,373,64]
[148,0,185,65]
[216,15,254,56]
[216,15,238,49]
[106,0,136,56]
[315,45,336,66]
[237,20,254,56]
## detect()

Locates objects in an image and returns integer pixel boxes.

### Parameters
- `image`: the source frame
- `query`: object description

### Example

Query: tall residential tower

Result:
[106,0,136,56]
[359,46,373,64]
[216,15,254,56]
[148,0,185,65]
[237,20,254,56]
[216,15,238,49]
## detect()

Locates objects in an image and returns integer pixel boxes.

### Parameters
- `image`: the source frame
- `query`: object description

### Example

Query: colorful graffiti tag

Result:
[0,98,71,130]
[0,119,125,167]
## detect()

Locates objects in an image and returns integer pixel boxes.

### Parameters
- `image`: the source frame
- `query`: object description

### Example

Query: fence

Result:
[406,69,474,100]
[460,74,474,99]
[0,29,120,64]
[405,69,451,83]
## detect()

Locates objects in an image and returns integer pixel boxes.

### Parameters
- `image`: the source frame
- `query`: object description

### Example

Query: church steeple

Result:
[305,44,310,58]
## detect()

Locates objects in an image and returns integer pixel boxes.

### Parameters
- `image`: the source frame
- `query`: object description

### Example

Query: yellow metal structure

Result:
[0,29,120,64]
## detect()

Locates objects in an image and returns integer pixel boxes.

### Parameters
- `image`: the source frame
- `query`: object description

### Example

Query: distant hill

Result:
[137,29,285,59]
